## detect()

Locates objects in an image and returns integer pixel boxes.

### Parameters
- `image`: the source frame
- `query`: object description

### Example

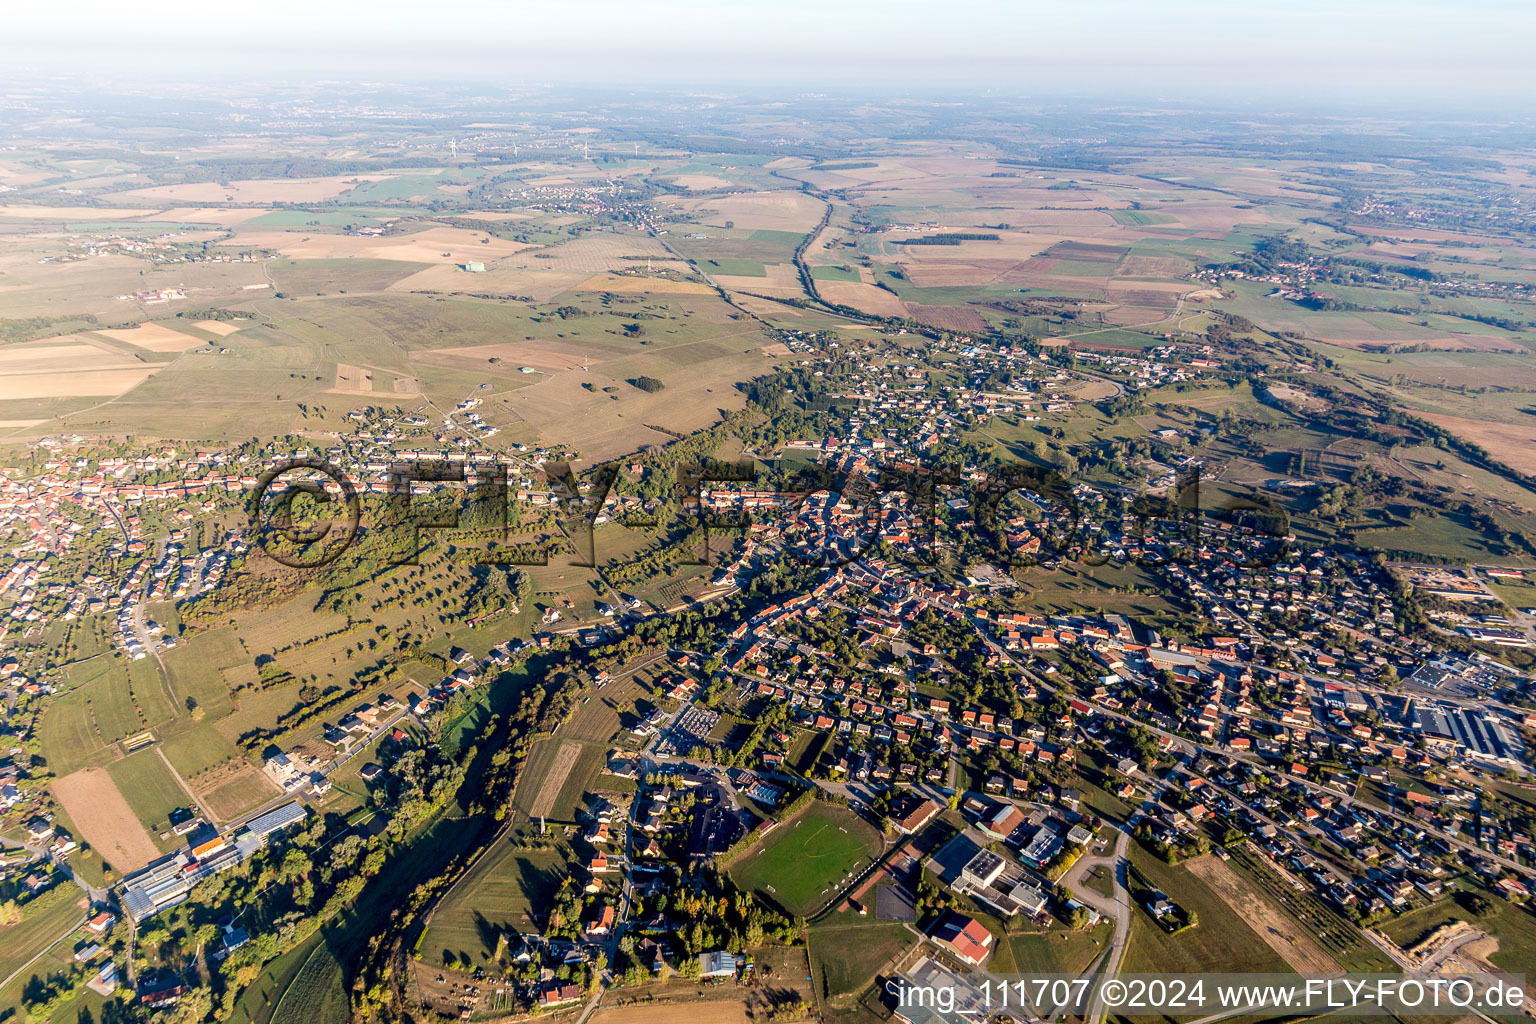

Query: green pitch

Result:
[730,801,881,916]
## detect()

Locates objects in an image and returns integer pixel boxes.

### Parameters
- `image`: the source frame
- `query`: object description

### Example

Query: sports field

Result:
[729,801,880,916]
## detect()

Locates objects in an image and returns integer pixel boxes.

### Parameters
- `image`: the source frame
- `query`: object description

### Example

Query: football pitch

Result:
[729,801,880,916]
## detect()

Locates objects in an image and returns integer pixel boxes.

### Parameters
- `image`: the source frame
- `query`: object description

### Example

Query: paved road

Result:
[1060,829,1133,1024]
[981,623,1535,880]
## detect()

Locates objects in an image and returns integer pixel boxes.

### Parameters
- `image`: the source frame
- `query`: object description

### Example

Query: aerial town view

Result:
[1,4,1535,1024]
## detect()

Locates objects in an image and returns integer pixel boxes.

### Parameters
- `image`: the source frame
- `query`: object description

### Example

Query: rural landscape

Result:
[1,30,1536,1024]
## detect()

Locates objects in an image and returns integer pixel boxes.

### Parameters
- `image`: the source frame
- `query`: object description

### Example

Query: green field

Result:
[729,801,881,916]
[509,737,606,822]
[105,748,193,841]
[1009,923,1114,975]
[421,834,574,965]
[1123,848,1291,975]
[807,914,915,1021]
[0,887,85,990]
[1109,210,1177,227]
[809,265,861,282]
[1377,891,1536,973]
[270,941,349,1024]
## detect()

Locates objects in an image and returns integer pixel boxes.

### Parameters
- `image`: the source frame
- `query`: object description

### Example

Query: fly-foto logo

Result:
[249,456,1291,572]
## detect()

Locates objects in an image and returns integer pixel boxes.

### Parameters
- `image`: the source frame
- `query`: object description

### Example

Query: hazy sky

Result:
[7,0,1535,102]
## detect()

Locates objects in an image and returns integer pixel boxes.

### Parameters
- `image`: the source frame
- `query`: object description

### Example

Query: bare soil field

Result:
[195,319,247,336]
[94,323,211,352]
[588,1001,749,1024]
[1187,854,1341,974]
[53,767,162,872]
[118,176,387,204]
[1415,413,1536,474]
[220,226,530,264]
[573,273,714,294]
[528,741,582,819]
[817,281,908,317]
[903,303,989,332]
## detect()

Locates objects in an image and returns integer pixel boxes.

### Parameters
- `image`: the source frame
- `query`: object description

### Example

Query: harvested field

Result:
[0,368,158,399]
[671,174,733,189]
[0,342,140,374]
[53,767,162,872]
[1105,288,1181,309]
[669,190,826,233]
[1187,854,1341,974]
[0,205,159,219]
[387,264,590,300]
[150,207,270,227]
[118,176,385,204]
[1320,332,1524,353]
[413,338,600,373]
[503,235,676,273]
[94,323,211,352]
[573,273,713,294]
[196,319,247,336]
[528,741,582,819]
[1117,255,1187,278]
[903,303,989,332]
[589,1003,748,1024]
[220,226,531,264]
[331,363,373,393]
[1044,241,1128,263]
[900,259,1019,288]
[0,340,162,399]
[716,262,804,297]
[1415,413,1536,475]
[817,281,908,317]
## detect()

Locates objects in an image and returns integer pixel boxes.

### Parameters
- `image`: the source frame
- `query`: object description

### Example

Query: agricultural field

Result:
[421,832,575,965]
[511,738,606,822]
[806,914,915,1022]
[0,887,89,995]
[729,801,882,916]
[1123,847,1292,975]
